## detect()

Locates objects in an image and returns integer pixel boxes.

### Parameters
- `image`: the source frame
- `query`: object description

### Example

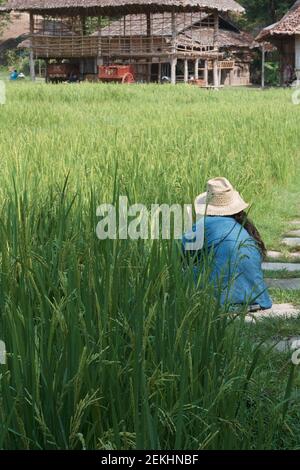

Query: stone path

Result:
[248,220,300,327]
[282,237,300,248]
[263,262,300,272]
[265,278,300,290]
[265,221,300,289]
[245,303,299,323]
[268,336,300,353]
[243,220,300,352]
[286,229,300,237]
[267,250,300,260]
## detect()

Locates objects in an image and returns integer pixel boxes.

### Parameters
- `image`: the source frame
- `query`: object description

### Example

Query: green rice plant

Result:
[0,83,300,449]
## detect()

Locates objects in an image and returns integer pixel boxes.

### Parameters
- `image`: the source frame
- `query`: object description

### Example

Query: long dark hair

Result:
[232,211,267,259]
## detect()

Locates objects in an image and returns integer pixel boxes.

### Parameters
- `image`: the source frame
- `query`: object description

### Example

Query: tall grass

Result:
[0,83,300,449]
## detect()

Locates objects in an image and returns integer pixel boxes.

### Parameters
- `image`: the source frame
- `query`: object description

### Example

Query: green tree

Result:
[0,0,10,36]
[238,0,295,30]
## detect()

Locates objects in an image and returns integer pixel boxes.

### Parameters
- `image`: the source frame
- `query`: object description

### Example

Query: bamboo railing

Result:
[31,35,216,58]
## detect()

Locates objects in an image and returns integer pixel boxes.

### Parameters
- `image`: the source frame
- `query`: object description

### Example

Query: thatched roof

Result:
[257,0,300,41]
[186,27,256,48]
[0,1,245,16]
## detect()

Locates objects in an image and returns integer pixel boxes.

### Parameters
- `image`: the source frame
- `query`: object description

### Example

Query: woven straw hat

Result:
[195,177,249,217]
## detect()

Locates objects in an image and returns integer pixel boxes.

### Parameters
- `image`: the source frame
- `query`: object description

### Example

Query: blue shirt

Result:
[10,71,19,80]
[182,216,272,310]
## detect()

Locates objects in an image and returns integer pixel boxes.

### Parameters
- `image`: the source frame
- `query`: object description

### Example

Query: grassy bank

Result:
[0,83,300,449]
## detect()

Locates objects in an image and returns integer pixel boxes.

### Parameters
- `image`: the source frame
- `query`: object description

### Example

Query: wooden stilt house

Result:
[0,0,245,86]
[257,1,300,85]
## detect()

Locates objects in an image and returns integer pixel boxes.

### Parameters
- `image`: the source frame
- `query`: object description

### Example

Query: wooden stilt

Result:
[171,10,177,85]
[218,67,221,86]
[171,57,177,85]
[184,59,189,83]
[80,59,84,80]
[45,59,49,83]
[194,59,199,80]
[213,60,219,87]
[296,36,300,85]
[29,13,36,82]
[261,44,265,88]
[158,62,162,83]
[279,44,284,87]
[148,63,152,83]
[146,13,151,83]
[204,60,208,85]
[213,10,219,88]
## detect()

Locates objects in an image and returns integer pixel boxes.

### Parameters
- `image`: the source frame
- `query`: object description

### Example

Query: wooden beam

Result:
[29,13,36,82]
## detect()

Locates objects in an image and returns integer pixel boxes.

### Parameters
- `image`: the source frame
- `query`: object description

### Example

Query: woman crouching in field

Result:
[182,177,272,311]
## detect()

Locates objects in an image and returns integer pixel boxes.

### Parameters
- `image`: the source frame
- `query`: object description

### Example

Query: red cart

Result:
[98,65,135,84]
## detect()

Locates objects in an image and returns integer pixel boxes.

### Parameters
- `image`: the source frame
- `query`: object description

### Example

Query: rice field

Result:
[0,82,300,450]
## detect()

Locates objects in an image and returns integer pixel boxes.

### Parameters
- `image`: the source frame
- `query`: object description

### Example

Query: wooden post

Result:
[184,59,189,83]
[213,10,219,51]
[218,67,221,86]
[204,60,208,85]
[29,13,36,82]
[97,15,103,71]
[261,44,265,88]
[171,10,177,85]
[296,36,300,85]
[171,57,177,85]
[45,58,49,83]
[81,15,87,35]
[80,59,84,80]
[194,59,199,80]
[213,10,219,88]
[146,13,151,38]
[279,41,284,87]
[171,11,176,51]
[213,59,218,87]
[158,62,162,83]
[146,13,152,83]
